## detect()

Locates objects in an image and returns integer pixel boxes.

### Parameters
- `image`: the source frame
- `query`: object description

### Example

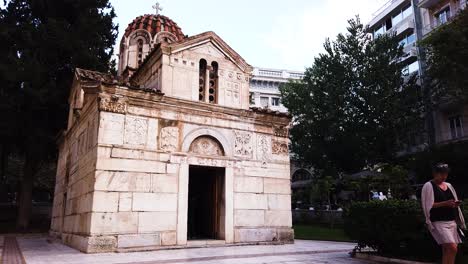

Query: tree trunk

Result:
[16,152,37,231]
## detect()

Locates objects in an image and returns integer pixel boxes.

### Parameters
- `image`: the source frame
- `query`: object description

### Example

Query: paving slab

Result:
[16,237,374,264]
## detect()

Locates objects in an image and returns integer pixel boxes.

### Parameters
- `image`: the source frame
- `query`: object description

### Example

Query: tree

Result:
[280,17,423,175]
[0,0,117,230]
[421,8,468,104]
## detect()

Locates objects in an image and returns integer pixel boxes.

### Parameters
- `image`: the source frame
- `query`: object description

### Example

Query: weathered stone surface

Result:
[138,212,177,232]
[234,228,276,243]
[234,176,263,193]
[132,193,177,212]
[241,166,290,179]
[90,212,138,234]
[267,194,291,210]
[96,157,166,173]
[263,178,291,194]
[146,118,158,150]
[92,191,119,212]
[161,231,177,246]
[98,112,124,145]
[265,210,292,227]
[52,24,294,254]
[234,193,267,210]
[119,193,132,212]
[277,228,294,242]
[234,210,264,227]
[117,234,160,248]
[111,148,170,161]
[151,174,178,193]
[123,115,148,146]
[87,236,118,253]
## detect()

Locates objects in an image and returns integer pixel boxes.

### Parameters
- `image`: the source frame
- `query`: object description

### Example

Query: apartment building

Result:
[368,0,467,147]
[250,67,305,113]
[419,0,467,144]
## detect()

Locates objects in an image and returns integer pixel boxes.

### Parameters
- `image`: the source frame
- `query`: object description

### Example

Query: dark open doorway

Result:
[187,165,225,240]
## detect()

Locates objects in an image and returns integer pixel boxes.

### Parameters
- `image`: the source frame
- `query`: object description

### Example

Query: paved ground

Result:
[1,235,375,264]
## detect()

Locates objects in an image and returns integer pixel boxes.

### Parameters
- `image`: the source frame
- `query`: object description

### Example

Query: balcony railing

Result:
[422,13,457,36]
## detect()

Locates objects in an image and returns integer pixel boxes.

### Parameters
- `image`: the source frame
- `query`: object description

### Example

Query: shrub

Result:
[344,200,439,261]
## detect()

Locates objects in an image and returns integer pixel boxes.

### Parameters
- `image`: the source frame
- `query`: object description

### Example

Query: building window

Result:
[449,116,464,139]
[391,4,413,26]
[260,97,269,107]
[401,4,413,19]
[137,39,144,65]
[199,59,207,102]
[271,97,280,106]
[374,24,386,38]
[209,61,218,104]
[399,32,416,47]
[436,7,450,26]
[403,60,419,75]
[249,92,255,105]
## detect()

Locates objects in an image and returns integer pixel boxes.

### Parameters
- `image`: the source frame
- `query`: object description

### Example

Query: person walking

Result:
[422,163,465,264]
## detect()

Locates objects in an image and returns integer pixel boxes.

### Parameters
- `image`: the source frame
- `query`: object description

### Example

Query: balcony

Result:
[422,13,456,36]
[419,0,440,9]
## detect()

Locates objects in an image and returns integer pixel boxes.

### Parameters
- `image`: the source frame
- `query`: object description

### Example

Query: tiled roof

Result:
[75,68,116,84]
[75,68,163,94]
[124,14,185,42]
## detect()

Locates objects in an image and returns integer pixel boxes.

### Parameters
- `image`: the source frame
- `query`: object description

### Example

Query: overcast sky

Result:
[110,0,389,71]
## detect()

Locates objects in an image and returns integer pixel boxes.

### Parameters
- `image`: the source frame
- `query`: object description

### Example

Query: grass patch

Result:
[293,224,353,242]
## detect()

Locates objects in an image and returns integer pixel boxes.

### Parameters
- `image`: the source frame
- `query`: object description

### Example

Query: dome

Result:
[124,14,185,42]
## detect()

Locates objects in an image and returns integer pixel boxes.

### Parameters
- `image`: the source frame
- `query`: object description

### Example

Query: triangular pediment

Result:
[168,31,252,73]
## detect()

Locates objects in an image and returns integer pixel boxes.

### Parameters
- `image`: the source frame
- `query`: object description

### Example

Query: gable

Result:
[168,31,252,74]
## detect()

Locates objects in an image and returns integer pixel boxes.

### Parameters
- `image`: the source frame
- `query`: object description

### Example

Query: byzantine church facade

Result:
[50,13,293,253]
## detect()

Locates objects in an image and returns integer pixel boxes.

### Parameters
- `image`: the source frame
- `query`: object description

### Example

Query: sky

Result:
[110,0,389,72]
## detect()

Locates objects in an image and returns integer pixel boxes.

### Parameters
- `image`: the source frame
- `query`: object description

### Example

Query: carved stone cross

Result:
[152,2,163,15]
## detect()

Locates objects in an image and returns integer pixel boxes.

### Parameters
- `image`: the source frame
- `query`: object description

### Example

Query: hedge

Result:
[344,199,465,261]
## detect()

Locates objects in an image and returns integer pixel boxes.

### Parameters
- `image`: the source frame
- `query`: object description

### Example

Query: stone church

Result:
[50,13,293,253]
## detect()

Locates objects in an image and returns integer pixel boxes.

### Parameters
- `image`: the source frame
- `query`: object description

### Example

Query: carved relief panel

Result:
[99,96,127,114]
[234,130,253,158]
[160,127,179,152]
[256,134,271,162]
[189,136,224,156]
[272,140,289,155]
[124,116,148,146]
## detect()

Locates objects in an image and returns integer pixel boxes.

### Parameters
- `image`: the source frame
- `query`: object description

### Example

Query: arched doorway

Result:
[187,136,225,240]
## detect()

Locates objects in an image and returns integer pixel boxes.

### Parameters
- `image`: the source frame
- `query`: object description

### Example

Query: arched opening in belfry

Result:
[209,61,219,104]
[199,59,207,102]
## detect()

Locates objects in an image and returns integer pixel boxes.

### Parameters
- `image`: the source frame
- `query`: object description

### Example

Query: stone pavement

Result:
[1,235,375,264]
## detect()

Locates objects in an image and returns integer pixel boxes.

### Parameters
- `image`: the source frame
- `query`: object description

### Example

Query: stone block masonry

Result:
[50,21,293,253]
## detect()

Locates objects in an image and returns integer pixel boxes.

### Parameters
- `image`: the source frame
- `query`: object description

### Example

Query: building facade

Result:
[368,0,467,148]
[50,14,293,253]
[250,67,304,113]
[418,0,468,144]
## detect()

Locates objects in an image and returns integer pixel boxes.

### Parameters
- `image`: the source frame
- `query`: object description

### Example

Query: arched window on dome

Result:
[199,59,207,102]
[137,39,144,66]
[209,61,218,104]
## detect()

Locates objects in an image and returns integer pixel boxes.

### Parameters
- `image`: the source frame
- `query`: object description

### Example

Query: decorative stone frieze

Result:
[189,136,224,156]
[99,96,127,114]
[160,127,179,152]
[272,140,288,155]
[234,131,253,158]
[256,134,271,163]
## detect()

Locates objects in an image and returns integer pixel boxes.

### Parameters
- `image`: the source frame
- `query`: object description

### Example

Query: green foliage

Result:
[402,141,468,188]
[293,224,352,242]
[0,0,118,229]
[344,200,439,261]
[421,8,468,103]
[280,17,423,175]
